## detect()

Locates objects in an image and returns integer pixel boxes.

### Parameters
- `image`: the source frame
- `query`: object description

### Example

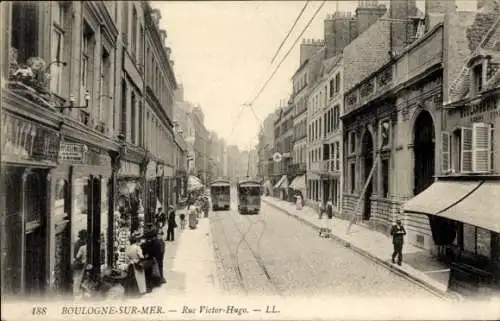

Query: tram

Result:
[237,178,261,214]
[210,178,231,211]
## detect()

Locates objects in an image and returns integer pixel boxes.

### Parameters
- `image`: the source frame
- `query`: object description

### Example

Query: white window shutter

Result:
[472,122,492,172]
[441,131,451,173]
[461,127,473,172]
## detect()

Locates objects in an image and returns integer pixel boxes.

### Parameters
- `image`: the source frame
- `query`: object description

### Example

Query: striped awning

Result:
[273,175,288,189]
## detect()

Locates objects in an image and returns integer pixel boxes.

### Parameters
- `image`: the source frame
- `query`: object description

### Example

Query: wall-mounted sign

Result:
[1,111,60,164]
[146,161,157,179]
[120,160,141,177]
[59,143,87,163]
[272,152,282,163]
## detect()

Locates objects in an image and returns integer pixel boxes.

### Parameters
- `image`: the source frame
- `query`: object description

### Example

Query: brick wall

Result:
[343,19,391,92]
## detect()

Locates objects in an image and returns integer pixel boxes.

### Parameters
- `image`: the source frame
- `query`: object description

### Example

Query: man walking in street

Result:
[391,219,406,266]
[166,206,177,242]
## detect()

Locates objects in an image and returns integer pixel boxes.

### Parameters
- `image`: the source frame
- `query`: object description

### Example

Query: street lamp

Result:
[56,90,91,111]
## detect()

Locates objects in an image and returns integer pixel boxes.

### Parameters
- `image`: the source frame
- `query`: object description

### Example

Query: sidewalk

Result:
[146,214,220,299]
[263,196,451,299]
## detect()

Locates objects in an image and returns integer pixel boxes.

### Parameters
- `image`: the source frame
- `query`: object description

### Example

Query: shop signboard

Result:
[120,161,141,177]
[1,110,60,164]
[59,143,87,163]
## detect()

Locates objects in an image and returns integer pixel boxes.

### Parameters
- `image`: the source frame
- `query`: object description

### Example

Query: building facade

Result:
[1,1,181,298]
[273,103,294,200]
[257,112,277,183]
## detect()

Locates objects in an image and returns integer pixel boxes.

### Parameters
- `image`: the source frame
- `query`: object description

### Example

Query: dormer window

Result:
[473,64,483,94]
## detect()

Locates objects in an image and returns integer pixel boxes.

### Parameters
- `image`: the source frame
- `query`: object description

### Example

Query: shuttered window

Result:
[472,122,492,173]
[461,127,473,172]
[440,132,451,173]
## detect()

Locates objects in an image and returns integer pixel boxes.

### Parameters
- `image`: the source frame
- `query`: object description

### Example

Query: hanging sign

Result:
[120,160,141,177]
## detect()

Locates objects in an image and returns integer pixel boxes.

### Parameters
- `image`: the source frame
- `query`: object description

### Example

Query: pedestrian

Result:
[156,229,166,284]
[202,196,209,218]
[295,193,303,210]
[318,199,325,219]
[125,232,146,296]
[166,205,177,241]
[156,207,166,231]
[140,229,162,292]
[390,219,407,266]
[179,212,186,230]
[326,198,333,219]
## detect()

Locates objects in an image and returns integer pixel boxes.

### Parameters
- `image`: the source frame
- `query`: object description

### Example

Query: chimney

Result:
[356,1,387,35]
[390,0,418,55]
[159,29,167,45]
[151,9,162,26]
[299,39,324,65]
[425,0,455,30]
[324,12,359,59]
[477,0,499,12]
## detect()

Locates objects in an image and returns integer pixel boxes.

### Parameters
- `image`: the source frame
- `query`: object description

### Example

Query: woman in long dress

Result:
[73,244,87,295]
[295,193,303,210]
[125,234,147,296]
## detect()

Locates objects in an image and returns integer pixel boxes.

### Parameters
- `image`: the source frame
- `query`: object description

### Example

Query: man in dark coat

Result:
[390,219,407,266]
[166,206,177,242]
[156,207,166,230]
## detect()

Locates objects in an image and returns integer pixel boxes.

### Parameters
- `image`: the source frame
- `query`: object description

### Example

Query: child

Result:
[179,212,186,230]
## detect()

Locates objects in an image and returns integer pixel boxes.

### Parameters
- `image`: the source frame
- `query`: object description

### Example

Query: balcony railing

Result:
[322,159,340,173]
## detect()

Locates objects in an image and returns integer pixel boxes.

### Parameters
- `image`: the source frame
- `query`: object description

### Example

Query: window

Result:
[139,26,144,70]
[82,22,95,104]
[446,123,493,173]
[138,102,144,147]
[120,79,127,135]
[11,2,39,65]
[333,105,340,130]
[473,64,483,94]
[99,48,111,123]
[349,131,356,154]
[462,224,491,258]
[130,92,136,144]
[335,141,340,171]
[350,162,356,193]
[335,73,341,94]
[381,158,389,198]
[329,79,334,98]
[380,119,391,147]
[50,3,67,95]
[131,6,137,60]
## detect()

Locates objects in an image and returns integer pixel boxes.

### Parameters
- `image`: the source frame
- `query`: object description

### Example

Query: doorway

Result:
[24,169,48,296]
[413,111,435,195]
[361,131,374,221]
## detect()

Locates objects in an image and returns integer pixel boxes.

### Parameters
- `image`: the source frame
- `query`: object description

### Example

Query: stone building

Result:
[273,102,294,200]
[1,1,181,298]
[403,0,500,294]
[257,111,277,184]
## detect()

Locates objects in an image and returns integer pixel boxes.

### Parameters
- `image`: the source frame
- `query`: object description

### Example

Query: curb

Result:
[263,198,450,300]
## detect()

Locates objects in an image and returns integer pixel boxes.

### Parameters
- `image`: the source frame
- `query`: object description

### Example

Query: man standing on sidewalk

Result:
[391,219,406,266]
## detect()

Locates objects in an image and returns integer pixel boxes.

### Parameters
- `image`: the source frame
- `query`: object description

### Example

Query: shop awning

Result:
[403,181,481,215]
[403,180,500,233]
[274,175,288,189]
[437,181,500,233]
[289,175,306,190]
[187,175,204,191]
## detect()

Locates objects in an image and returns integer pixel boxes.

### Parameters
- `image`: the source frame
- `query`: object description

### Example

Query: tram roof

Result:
[237,179,261,186]
[210,179,231,186]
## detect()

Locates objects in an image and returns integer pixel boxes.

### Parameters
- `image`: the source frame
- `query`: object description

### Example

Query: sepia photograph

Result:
[0,0,499,320]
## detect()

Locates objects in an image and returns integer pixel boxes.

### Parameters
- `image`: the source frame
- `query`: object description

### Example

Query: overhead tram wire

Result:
[270,1,310,64]
[249,0,327,106]
[227,103,250,142]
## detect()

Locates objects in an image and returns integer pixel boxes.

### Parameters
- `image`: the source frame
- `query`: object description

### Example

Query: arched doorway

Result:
[361,131,374,221]
[413,110,435,195]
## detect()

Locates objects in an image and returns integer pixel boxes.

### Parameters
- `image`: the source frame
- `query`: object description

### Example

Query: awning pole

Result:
[346,140,383,234]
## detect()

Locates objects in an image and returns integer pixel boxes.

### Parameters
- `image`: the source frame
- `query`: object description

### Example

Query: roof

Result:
[292,59,310,79]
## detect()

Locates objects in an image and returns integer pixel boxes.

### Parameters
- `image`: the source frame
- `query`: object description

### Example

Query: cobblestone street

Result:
[209,198,440,299]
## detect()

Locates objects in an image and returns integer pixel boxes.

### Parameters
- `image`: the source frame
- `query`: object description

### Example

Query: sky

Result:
[156,0,478,150]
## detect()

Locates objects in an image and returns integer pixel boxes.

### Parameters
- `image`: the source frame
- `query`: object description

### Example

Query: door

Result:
[363,157,373,221]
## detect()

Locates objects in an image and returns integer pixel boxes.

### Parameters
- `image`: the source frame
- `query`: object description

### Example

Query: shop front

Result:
[55,139,115,296]
[403,90,500,297]
[174,168,187,206]
[145,159,162,225]
[1,108,61,297]
[114,156,144,270]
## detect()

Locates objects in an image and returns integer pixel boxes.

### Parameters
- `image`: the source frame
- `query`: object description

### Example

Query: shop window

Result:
[54,179,70,220]
[100,178,109,268]
[462,223,491,258]
[72,177,89,296]
[446,123,493,173]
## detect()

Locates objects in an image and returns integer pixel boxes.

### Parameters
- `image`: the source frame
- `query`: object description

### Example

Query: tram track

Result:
[212,202,283,296]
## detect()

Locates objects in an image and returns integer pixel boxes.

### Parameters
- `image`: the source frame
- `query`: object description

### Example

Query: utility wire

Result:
[227,103,249,142]
[270,1,310,64]
[249,0,327,106]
